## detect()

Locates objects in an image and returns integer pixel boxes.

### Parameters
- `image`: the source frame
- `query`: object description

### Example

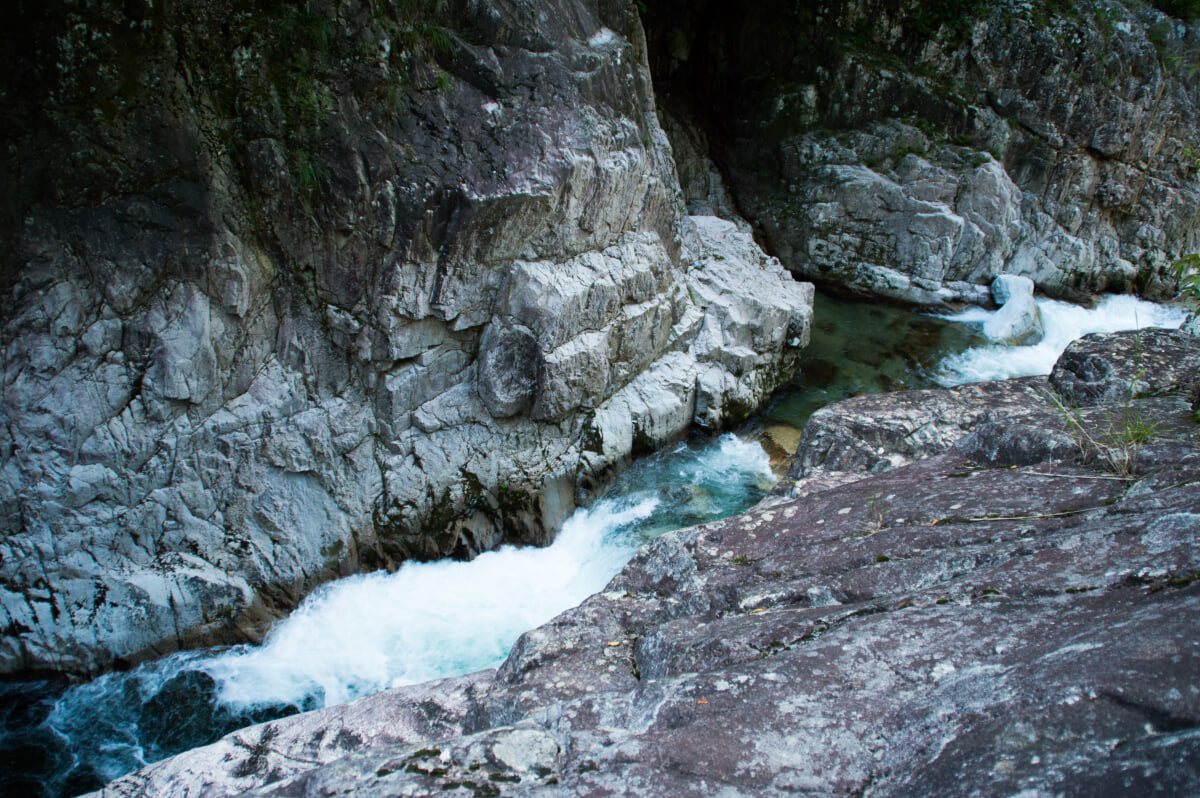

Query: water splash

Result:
[204,496,660,709]
[934,295,1186,386]
[205,433,773,711]
[5,434,774,796]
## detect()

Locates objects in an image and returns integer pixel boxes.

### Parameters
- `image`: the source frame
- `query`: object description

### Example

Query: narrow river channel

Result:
[0,291,1185,797]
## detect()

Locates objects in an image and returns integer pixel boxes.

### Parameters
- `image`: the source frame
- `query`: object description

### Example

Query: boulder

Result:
[1050,328,1200,406]
[981,274,1044,345]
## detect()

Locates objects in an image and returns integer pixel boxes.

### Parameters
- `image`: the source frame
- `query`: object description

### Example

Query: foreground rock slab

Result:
[94,331,1200,796]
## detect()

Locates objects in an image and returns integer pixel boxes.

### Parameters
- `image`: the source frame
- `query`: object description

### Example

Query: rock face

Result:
[0,0,812,676]
[644,0,1200,304]
[93,330,1200,797]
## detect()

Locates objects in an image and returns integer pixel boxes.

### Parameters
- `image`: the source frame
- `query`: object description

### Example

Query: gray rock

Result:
[93,326,1200,798]
[982,274,1044,345]
[647,1,1200,305]
[1049,328,1200,405]
[782,376,1056,495]
[684,216,815,429]
[0,0,813,676]
[477,322,540,419]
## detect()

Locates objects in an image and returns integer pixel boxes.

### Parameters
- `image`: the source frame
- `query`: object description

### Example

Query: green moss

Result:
[1151,0,1200,22]
[891,143,927,167]
[496,481,531,515]
[1166,572,1200,589]
[412,747,442,759]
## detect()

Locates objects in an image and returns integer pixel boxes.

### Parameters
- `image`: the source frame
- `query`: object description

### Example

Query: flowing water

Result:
[934,294,1188,385]
[1,435,775,797]
[1,291,1187,797]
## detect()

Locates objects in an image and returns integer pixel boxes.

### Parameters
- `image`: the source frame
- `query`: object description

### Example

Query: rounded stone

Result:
[477,322,541,418]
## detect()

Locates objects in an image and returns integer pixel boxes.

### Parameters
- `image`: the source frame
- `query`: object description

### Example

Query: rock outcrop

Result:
[644,0,1200,304]
[0,0,812,676]
[982,274,1044,345]
[93,330,1200,797]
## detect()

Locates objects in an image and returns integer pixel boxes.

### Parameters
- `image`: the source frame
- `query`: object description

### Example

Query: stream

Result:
[0,291,1186,797]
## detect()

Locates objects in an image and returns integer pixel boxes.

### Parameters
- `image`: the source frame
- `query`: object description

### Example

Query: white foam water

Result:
[935,294,1187,386]
[202,433,773,711]
[203,497,659,708]
[13,434,773,794]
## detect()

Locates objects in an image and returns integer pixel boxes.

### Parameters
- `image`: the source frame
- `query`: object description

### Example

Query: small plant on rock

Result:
[864,493,891,534]
[1171,253,1200,299]
[1042,378,1159,477]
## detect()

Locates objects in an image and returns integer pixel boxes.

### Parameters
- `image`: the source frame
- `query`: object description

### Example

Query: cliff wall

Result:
[646,0,1200,304]
[0,0,812,675]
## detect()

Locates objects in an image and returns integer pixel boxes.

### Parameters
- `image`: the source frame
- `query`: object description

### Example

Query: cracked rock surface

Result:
[646,0,1200,305]
[94,330,1200,796]
[0,0,812,676]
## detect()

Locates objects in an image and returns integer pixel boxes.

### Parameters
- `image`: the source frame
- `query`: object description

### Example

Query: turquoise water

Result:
[744,290,985,461]
[1,288,1186,797]
[0,435,775,798]
[748,290,1186,448]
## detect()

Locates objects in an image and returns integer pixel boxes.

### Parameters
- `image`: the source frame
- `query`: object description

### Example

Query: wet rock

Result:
[0,0,813,676]
[982,274,1044,345]
[94,320,1200,798]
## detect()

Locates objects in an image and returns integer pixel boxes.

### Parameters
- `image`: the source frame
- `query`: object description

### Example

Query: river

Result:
[0,291,1185,797]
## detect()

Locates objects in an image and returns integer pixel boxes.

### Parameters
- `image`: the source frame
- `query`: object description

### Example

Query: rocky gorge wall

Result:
[90,329,1200,797]
[2,0,1197,686]
[646,0,1200,305]
[0,0,813,676]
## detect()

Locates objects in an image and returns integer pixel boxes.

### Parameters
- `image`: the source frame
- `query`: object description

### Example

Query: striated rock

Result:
[782,376,1059,495]
[92,330,1200,797]
[684,216,814,430]
[0,0,812,676]
[659,107,746,223]
[645,0,1200,305]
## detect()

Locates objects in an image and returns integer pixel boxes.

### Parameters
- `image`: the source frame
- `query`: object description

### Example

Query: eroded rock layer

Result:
[0,0,812,676]
[94,330,1200,797]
